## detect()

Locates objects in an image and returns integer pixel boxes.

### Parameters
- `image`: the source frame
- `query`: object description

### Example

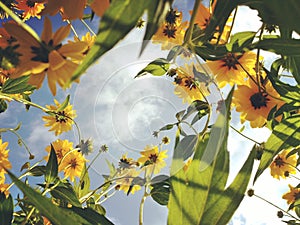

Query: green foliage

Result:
[135,58,170,78]
[226,31,256,52]
[72,0,173,81]
[168,88,254,224]
[0,193,13,225]
[57,95,70,112]
[6,170,97,225]
[1,76,35,94]
[254,115,300,182]
[45,144,58,184]
[150,175,170,206]
[50,181,82,207]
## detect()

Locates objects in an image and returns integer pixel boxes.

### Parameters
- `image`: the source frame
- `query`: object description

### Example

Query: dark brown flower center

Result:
[165,8,179,24]
[163,25,177,39]
[221,53,242,70]
[70,158,78,168]
[250,92,270,109]
[31,40,62,63]
[149,154,158,163]
[274,156,284,167]
[55,111,68,123]
[26,0,35,7]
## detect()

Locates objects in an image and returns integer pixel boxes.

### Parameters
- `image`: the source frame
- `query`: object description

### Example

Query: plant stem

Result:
[230,125,261,145]
[254,193,299,221]
[8,129,33,158]
[184,0,202,46]
[80,19,97,36]
[139,187,148,225]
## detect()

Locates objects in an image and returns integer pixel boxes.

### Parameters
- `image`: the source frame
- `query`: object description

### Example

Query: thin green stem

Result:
[184,0,202,47]
[8,129,33,158]
[181,120,198,135]
[66,20,79,38]
[230,125,261,145]
[21,207,35,225]
[255,23,265,92]
[80,19,97,36]
[254,193,299,221]
[139,187,149,225]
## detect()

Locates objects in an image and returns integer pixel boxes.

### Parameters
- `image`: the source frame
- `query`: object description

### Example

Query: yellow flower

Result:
[45,139,73,171]
[70,32,96,59]
[282,184,300,205]
[233,77,284,128]
[60,150,86,182]
[115,168,141,195]
[270,149,298,179]
[173,64,210,104]
[193,3,211,30]
[41,0,86,20]
[14,0,45,20]
[0,139,12,180]
[42,99,77,136]
[138,145,167,175]
[162,136,170,145]
[207,51,257,87]
[4,17,88,95]
[192,2,232,44]
[0,183,10,198]
[152,9,188,50]
[119,154,139,169]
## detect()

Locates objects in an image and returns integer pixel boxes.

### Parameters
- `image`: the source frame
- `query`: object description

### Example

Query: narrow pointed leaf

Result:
[56,95,70,112]
[72,0,148,81]
[6,170,93,225]
[2,76,35,94]
[51,181,81,207]
[135,58,170,78]
[201,147,256,225]
[45,144,58,184]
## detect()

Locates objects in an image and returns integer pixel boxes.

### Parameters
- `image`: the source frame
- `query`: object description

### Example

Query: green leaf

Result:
[245,0,300,34]
[170,134,198,174]
[45,144,58,184]
[72,0,149,81]
[182,100,209,121]
[0,99,7,113]
[56,95,70,112]
[201,147,256,224]
[74,164,91,199]
[254,115,300,182]
[264,68,300,105]
[135,58,170,78]
[168,88,234,225]
[51,181,81,207]
[226,31,256,52]
[6,170,94,225]
[2,76,35,94]
[70,207,113,225]
[252,39,300,56]
[0,193,13,225]
[140,0,172,53]
[159,124,174,132]
[21,93,31,111]
[27,165,46,177]
[150,175,170,206]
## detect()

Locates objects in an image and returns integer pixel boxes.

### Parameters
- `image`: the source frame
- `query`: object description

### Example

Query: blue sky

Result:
[0,1,296,225]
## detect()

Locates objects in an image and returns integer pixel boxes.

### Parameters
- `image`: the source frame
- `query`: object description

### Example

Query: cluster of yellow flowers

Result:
[269,147,300,209]
[0,0,100,96]
[0,139,11,197]
[151,5,285,129]
[115,142,168,195]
